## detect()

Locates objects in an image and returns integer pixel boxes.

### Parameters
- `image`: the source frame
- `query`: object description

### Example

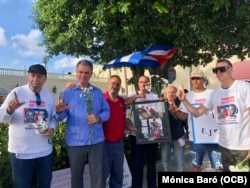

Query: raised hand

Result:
[159,96,165,101]
[136,92,146,99]
[177,84,186,101]
[7,91,25,114]
[55,96,71,113]
[168,99,179,114]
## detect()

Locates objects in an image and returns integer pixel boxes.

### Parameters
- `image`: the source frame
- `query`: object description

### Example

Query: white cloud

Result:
[0,27,7,46]
[53,57,80,70]
[11,29,45,57]
[53,56,92,71]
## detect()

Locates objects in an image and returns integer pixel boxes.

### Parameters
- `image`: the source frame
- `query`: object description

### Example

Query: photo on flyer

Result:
[133,100,171,144]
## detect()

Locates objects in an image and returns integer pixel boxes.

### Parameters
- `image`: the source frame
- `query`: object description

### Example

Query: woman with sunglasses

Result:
[0,64,57,188]
[177,59,250,172]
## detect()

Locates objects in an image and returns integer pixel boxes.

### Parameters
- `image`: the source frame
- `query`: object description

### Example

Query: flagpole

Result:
[109,69,111,78]
[189,66,192,91]
[123,67,128,95]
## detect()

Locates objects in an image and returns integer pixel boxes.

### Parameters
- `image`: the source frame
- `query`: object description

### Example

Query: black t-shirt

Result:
[167,100,185,140]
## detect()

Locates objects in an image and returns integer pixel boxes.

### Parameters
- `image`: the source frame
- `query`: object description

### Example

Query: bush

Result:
[52,121,70,170]
[0,123,12,188]
[0,121,133,187]
[0,122,69,187]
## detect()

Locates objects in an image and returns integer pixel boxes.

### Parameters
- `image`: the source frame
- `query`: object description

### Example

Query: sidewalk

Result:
[142,147,214,188]
[150,147,214,171]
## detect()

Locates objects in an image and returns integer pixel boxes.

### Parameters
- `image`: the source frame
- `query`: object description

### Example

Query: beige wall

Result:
[94,62,218,95]
[171,56,242,91]
[94,56,245,95]
[171,63,219,91]
[0,56,244,102]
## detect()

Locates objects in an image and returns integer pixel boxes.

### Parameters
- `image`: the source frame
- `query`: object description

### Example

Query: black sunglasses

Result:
[212,66,230,74]
[35,93,41,105]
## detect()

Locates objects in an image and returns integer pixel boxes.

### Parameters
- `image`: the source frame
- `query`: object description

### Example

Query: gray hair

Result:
[76,60,93,71]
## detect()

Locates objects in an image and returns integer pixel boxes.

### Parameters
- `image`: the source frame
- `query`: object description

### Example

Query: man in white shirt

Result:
[177,59,250,172]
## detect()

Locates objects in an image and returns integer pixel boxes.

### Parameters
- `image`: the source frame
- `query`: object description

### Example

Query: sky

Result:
[0,0,92,74]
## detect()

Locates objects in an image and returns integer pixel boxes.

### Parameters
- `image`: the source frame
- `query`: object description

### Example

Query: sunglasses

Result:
[35,93,41,105]
[212,66,231,74]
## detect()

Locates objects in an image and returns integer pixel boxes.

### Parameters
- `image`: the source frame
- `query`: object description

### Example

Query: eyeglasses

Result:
[212,66,231,74]
[191,77,202,81]
[35,93,41,105]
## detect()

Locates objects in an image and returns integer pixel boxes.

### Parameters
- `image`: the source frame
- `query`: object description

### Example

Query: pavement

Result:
[141,146,215,188]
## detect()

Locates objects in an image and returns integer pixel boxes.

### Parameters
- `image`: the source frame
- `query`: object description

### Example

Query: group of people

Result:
[0,58,249,188]
[175,59,250,172]
[169,59,250,173]
[166,69,223,172]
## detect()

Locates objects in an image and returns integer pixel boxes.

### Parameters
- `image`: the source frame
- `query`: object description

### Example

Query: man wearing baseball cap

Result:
[0,63,57,187]
[172,69,223,171]
[28,64,47,76]
[190,69,204,78]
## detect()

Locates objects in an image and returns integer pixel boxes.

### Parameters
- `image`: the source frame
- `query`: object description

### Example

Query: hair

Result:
[25,109,35,115]
[217,59,233,67]
[76,59,93,71]
[229,103,237,111]
[110,75,121,82]
[165,85,177,92]
[137,107,147,114]
[138,75,150,82]
[38,109,48,119]
[218,106,225,112]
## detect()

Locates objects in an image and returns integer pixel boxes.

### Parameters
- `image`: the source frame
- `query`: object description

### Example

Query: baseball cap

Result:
[191,69,204,78]
[28,64,47,76]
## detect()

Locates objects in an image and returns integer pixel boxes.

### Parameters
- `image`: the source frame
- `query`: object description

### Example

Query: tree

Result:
[32,0,250,94]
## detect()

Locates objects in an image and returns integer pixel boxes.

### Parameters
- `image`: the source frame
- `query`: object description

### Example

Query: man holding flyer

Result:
[170,69,223,172]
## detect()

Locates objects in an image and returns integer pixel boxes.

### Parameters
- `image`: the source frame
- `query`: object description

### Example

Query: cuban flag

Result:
[103,44,177,70]
[142,44,177,66]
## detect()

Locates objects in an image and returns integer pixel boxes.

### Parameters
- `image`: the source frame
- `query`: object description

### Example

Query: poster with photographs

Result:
[133,100,171,144]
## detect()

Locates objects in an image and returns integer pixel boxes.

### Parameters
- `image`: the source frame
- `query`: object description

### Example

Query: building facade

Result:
[0,56,243,104]
[0,67,109,104]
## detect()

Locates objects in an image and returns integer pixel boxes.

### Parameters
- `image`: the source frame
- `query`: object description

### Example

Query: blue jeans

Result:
[129,135,157,188]
[103,140,124,188]
[190,141,222,169]
[9,152,53,188]
[161,140,185,172]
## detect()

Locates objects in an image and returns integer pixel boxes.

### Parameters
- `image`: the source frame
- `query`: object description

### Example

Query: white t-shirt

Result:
[0,84,58,159]
[205,80,250,150]
[180,88,218,142]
